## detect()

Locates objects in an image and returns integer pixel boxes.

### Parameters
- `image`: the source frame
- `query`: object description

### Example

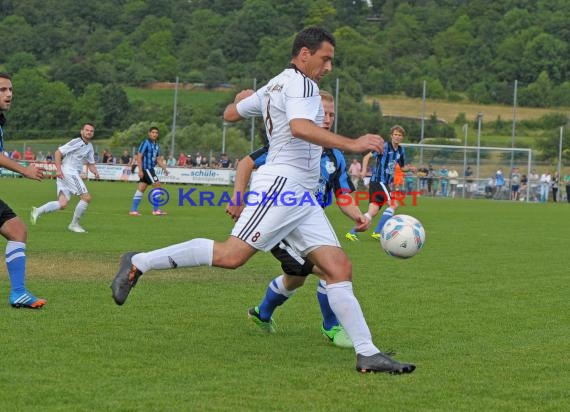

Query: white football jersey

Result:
[59,137,95,174]
[237,67,324,189]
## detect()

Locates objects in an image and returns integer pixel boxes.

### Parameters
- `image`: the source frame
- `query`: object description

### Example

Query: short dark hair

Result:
[149,126,159,133]
[291,27,335,58]
[0,73,12,80]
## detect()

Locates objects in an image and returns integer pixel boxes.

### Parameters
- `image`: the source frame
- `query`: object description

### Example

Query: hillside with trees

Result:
[0,0,568,160]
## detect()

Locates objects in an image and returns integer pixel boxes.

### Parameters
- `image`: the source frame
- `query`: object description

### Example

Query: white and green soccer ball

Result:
[380,214,426,259]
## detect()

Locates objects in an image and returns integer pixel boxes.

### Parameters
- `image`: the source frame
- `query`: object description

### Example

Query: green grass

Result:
[0,179,568,411]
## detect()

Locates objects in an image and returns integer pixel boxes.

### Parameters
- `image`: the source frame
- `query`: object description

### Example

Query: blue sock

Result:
[375,207,395,233]
[131,190,143,211]
[6,241,26,294]
[317,280,339,330]
[258,275,295,321]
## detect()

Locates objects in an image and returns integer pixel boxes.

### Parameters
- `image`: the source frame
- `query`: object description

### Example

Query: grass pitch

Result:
[0,178,568,411]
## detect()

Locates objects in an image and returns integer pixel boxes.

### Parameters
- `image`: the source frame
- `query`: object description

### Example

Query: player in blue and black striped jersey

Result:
[226,91,371,348]
[0,73,46,308]
[346,125,407,241]
[129,127,170,216]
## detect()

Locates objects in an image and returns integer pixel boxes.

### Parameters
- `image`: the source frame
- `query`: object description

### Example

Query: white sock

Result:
[72,200,88,224]
[37,201,61,216]
[273,275,296,297]
[326,281,379,356]
[132,238,214,273]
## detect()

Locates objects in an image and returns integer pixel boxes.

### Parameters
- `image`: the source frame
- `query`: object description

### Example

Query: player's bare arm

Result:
[360,152,372,178]
[0,152,43,181]
[87,163,100,180]
[158,156,169,176]
[223,89,255,122]
[226,155,255,221]
[289,119,383,154]
[54,149,64,178]
[338,203,371,232]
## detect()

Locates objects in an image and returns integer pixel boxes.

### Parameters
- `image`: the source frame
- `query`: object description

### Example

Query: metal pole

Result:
[558,126,564,201]
[249,78,257,152]
[222,122,227,154]
[334,78,339,134]
[476,113,483,182]
[170,76,179,157]
[510,79,518,172]
[415,81,427,191]
[462,123,468,198]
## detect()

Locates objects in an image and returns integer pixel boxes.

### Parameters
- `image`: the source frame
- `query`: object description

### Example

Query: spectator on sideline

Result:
[46,151,54,162]
[219,153,231,168]
[10,148,21,160]
[404,164,416,193]
[448,168,459,198]
[564,172,570,203]
[551,172,559,203]
[510,167,521,201]
[23,146,35,161]
[128,126,169,216]
[30,123,100,233]
[120,149,132,165]
[539,171,551,202]
[464,166,474,198]
[166,154,176,167]
[177,152,186,167]
[0,72,47,308]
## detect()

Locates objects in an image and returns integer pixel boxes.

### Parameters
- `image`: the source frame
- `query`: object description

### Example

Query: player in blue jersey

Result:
[0,73,46,308]
[226,91,370,348]
[129,127,170,216]
[346,125,407,241]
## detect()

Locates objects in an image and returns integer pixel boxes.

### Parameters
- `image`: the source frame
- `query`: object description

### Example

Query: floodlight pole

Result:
[462,123,468,198]
[170,76,179,157]
[476,113,483,182]
[558,126,564,201]
[509,79,518,172]
[222,121,228,154]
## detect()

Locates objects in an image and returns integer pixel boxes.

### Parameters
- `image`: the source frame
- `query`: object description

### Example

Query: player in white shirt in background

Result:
[30,123,100,233]
[111,27,415,374]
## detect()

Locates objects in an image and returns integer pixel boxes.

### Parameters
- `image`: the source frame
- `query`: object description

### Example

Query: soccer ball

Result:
[380,214,426,259]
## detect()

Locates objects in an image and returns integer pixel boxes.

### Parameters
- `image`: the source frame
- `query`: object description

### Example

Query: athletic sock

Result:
[131,238,214,273]
[317,280,339,330]
[6,241,26,294]
[375,207,394,233]
[36,201,61,216]
[72,200,88,224]
[326,281,379,356]
[258,274,295,321]
[131,190,143,211]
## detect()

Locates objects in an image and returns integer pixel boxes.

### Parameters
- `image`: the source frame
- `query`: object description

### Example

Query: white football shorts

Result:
[56,171,88,200]
[231,173,340,255]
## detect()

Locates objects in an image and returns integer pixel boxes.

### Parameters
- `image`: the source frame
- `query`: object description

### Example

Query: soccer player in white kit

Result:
[111,27,415,374]
[30,123,100,233]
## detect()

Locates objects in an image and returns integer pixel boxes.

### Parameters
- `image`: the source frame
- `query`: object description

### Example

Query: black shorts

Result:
[369,181,391,206]
[0,198,17,227]
[270,240,314,277]
[139,168,159,185]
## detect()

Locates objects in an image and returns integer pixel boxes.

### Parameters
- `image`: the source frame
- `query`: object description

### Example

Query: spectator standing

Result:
[23,146,35,161]
[166,154,176,167]
[348,158,362,189]
[539,171,551,202]
[177,152,186,167]
[448,168,459,198]
[120,149,132,165]
[510,167,521,201]
[551,172,559,202]
[219,153,231,168]
[564,172,570,203]
[464,166,474,198]
[10,148,21,160]
[529,169,539,201]
[46,151,54,162]
[439,167,449,197]
[494,168,505,199]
